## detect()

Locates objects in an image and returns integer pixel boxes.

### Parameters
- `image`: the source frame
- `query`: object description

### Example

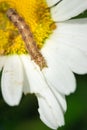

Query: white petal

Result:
[41,41,76,95]
[46,0,60,7]
[51,0,87,21]
[52,19,87,54]
[0,56,6,71]
[21,59,30,95]
[51,87,67,112]
[1,55,23,106]
[20,55,64,129]
[38,95,64,129]
[20,55,43,94]
[23,75,30,95]
[57,44,87,74]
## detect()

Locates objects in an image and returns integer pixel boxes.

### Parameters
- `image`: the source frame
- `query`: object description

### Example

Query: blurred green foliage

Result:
[0,7,87,130]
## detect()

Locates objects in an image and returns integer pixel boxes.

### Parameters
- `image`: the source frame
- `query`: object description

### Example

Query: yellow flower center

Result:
[0,0,56,55]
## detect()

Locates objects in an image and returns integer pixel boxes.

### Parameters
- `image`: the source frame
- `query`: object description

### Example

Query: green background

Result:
[0,10,87,130]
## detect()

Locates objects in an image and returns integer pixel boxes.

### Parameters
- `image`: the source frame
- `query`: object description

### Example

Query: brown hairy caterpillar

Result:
[6,8,47,70]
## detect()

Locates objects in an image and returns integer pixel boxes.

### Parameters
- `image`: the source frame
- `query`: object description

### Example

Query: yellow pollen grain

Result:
[0,0,56,55]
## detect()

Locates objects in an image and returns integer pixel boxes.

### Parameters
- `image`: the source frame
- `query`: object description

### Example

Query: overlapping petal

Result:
[38,95,64,129]
[54,18,87,54]
[49,19,87,74]
[51,0,87,21]
[41,40,76,95]
[50,88,67,112]
[20,55,65,129]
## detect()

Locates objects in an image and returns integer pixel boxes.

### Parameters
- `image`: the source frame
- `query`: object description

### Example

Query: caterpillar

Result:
[6,8,47,70]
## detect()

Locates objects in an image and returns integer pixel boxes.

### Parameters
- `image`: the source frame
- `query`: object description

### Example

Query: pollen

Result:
[0,0,56,55]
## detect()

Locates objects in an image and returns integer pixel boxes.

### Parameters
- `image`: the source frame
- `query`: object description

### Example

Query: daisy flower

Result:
[0,0,87,129]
